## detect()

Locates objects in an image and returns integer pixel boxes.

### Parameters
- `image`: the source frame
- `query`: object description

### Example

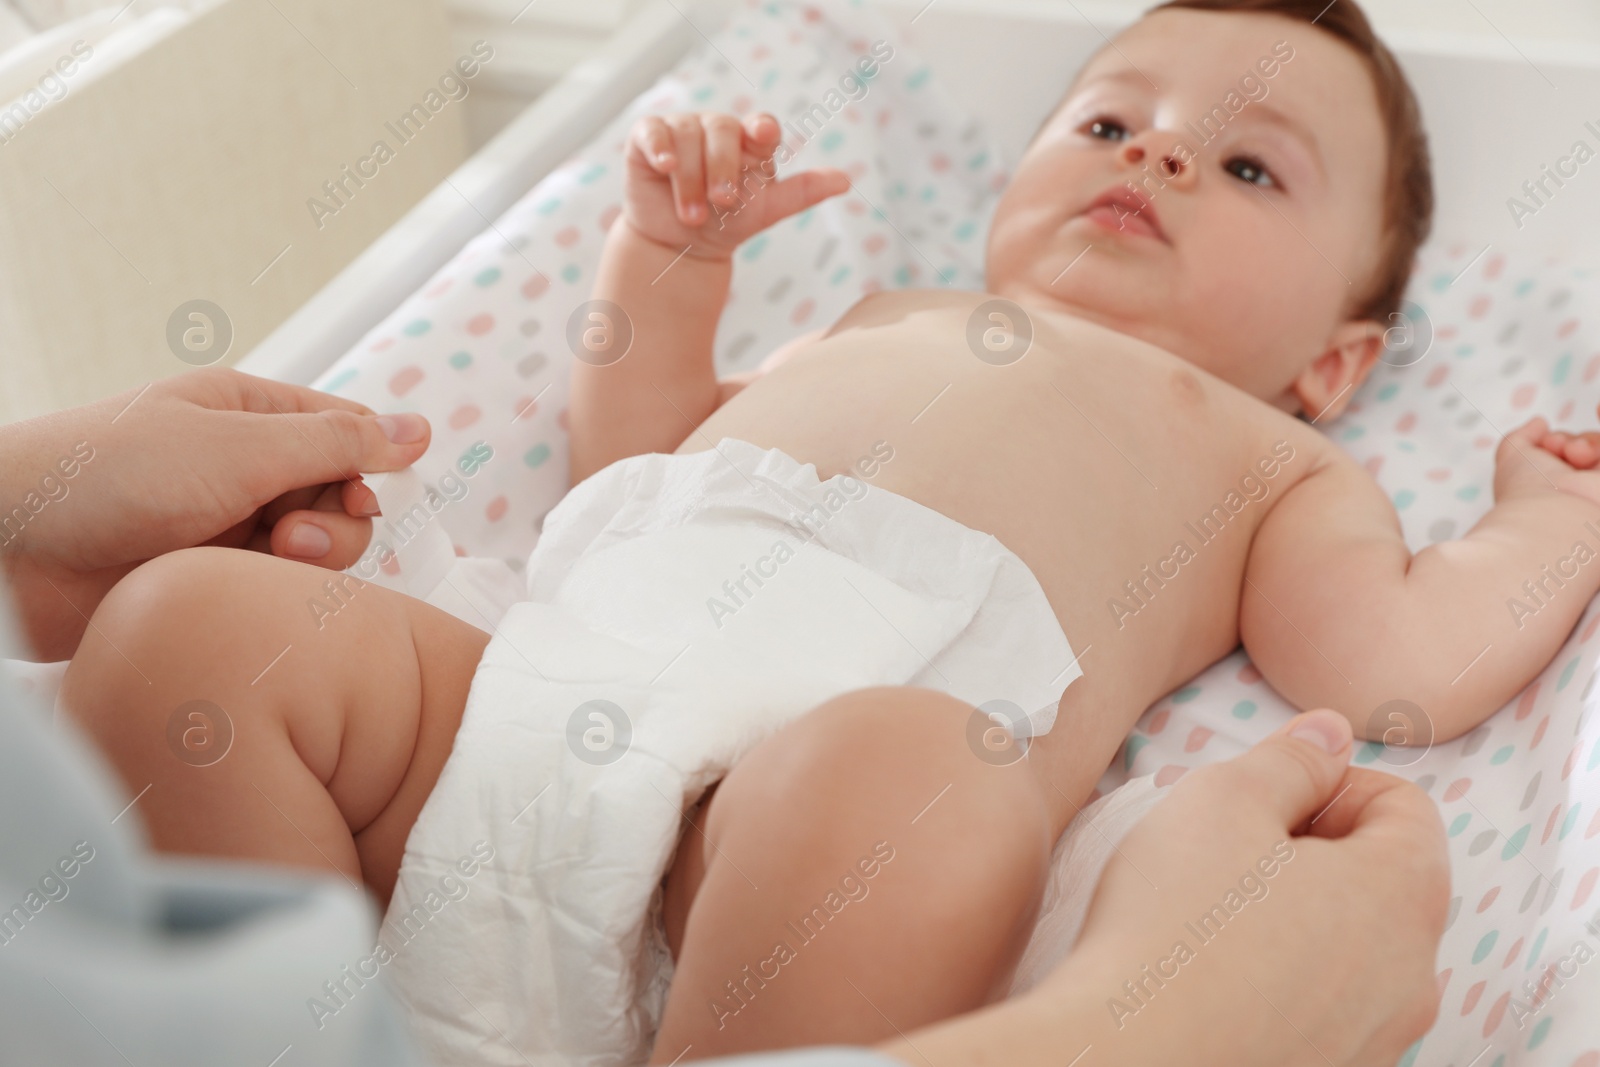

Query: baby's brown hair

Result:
[1155,0,1434,322]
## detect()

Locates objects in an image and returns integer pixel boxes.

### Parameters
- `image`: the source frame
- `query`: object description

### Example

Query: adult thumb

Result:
[1217,708,1355,831]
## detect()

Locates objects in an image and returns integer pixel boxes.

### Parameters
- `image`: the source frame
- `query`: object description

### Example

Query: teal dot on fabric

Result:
[1448,812,1472,837]
[1528,1016,1553,1050]
[1124,734,1150,771]
[1354,741,1384,765]
[1471,930,1499,964]
[894,266,913,286]
[1490,745,1516,765]
[1557,656,1580,691]
[1516,278,1536,296]
[968,151,989,170]
[761,69,779,90]
[741,236,769,262]
[1457,485,1482,501]
[474,267,501,287]
[1377,383,1400,401]
[561,264,581,283]
[578,163,606,185]
[888,180,908,200]
[1501,824,1530,859]
[919,185,937,202]
[1396,1039,1423,1067]
[1457,344,1475,357]
[536,198,562,215]
[906,67,930,90]
[829,266,851,285]
[523,443,551,469]
[402,319,431,337]
[1394,489,1417,509]
[1397,440,1418,454]
[691,85,714,102]
[448,351,472,370]
[796,208,815,230]
[1232,700,1258,720]
[954,220,977,241]
[1526,927,1549,970]
[1173,686,1202,703]
[820,130,844,152]
[1430,273,1454,292]
[1553,353,1572,386]
[1341,425,1365,441]
[322,368,357,392]
[1560,803,1581,839]
[1588,737,1600,772]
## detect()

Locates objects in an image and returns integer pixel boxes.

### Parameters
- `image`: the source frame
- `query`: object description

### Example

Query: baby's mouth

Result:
[1081,187,1168,243]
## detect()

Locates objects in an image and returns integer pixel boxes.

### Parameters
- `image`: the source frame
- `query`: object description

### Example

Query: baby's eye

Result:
[1083,117,1131,142]
[1226,156,1278,189]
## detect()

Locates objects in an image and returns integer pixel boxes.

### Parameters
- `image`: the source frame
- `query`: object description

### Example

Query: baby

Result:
[59,0,1600,1063]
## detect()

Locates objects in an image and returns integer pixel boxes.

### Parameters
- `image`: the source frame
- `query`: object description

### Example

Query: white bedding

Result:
[313,3,1600,1064]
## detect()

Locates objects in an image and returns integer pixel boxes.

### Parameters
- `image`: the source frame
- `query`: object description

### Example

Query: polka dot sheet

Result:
[311,2,1600,1062]
[1097,245,1600,1067]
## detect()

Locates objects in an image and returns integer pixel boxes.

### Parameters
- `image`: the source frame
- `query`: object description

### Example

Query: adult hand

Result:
[881,709,1449,1067]
[0,369,431,661]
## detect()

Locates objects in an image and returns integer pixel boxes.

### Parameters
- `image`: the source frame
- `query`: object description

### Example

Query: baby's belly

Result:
[685,297,1319,710]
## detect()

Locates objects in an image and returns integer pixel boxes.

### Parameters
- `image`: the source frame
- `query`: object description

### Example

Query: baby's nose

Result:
[1120,139,1184,178]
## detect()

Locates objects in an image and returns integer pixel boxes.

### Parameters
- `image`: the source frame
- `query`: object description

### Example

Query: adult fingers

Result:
[1193,708,1355,831]
[199,367,376,418]
[238,408,431,499]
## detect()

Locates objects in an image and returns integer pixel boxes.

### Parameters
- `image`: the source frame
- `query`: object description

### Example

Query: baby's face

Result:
[986,9,1388,407]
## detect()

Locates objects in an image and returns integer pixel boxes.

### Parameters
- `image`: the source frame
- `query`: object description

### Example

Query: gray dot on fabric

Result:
[1502,356,1524,376]
[1441,394,1460,410]
[517,352,548,378]
[1520,772,1541,811]
[1457,411,1481,429]
[1499,321,1520,345]
[1460,725,1492,757]
[1550,288,1571,309]
[1428,518,1456,542]
[766,277,793,303]
[814,238,838,270]
[723,332,759,365]
[1443,895,1461,931]
[520,319,541,337]
[1412,774,1436,795]
[1520,875,1542,913]
[1541,869,1564,914]
[1467,829,1497,857]
[917,122,938,139]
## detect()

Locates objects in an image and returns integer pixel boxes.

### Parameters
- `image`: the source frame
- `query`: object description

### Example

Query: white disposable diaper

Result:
[381,439,1083,1067]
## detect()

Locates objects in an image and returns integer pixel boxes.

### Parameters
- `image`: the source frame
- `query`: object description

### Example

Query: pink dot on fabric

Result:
[1573,867,1599,910]
[1461,980,1485,1015]
[555,226,581,248]
[845,199,867,216]
[930,153,951,172]
[426,279,453,298]
[598,204,621,232]
[1559,318,1580,339]
[1477,886,1500,912]
[1184,726,1213,753]
[1560,399,1575,421]
[380,554,401,577]
[1587,806,1600,839]
[1571,1051,1600,1067]
[557,407,570,431]
[449,405,481,430]
[1435,969,1452,997]
[1396,412,1417,433]
[1565,745,1580,781]
[847,161,869,180]
[1485,254,1505,280]
[522,275,549,301]
[990,172,1008,192]
[861,278,883,295]
[485,495,508,523]
[1517,684,1540,720]
[466,314,495,336]
[1532,715,1550,751]
[1444,778,1472,802]
[1147,708,1171,735]
[1582,614,1600,642]
[878,109,892,128]
[1425,364,1450,387]
[1584,354,1600,383]
[1511,383,1538,409]
[1468,295,1491,319]
[1153,764,1188,787]
[791,299,815,325]
[1365,455,1385,476]
[512,397,537,421]
[388,366,424,397]
[1544,803,1562,843]
[1483,992,1511,1036]
[1503,937,1523,968]
[1426,468,1451,482]
[863,234,888,255]
[371,337,395,352]
[1438,325,1458,341]
[1475,435,1496,449]
[731,95,752,112]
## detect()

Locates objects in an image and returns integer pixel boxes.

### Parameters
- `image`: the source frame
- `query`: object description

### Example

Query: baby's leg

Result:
[58,547,489,907]
[653,687,1088,1062]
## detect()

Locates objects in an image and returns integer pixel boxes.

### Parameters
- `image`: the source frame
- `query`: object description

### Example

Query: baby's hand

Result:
[623,111,850,261]
[1494,416,1600,510]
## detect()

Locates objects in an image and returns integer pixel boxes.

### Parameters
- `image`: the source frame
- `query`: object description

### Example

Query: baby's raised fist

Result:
[622,110,850,259]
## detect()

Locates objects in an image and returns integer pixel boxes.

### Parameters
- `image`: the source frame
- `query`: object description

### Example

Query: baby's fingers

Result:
[666,114,708,225]
[1560,431,1600,469]
[702,113,746,208]
[630,116,677,173]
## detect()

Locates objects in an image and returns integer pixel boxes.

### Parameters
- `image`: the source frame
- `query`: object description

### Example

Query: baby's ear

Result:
[1291,319,1386,422]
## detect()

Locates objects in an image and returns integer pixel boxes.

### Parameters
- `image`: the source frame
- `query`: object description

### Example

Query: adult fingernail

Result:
[1288,710,1351,754]
[286,524,332,559]
[377,413,426,444]
[359,495,380,517]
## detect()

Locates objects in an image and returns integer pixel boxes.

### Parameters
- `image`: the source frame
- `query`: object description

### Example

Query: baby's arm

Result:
[1243,417,1600,742]
[567,112,848,483]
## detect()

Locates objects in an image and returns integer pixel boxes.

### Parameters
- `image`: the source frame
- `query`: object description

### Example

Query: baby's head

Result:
[986,0,1432,419]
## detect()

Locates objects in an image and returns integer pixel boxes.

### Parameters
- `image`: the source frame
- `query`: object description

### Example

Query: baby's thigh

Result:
[60,547,489,902]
